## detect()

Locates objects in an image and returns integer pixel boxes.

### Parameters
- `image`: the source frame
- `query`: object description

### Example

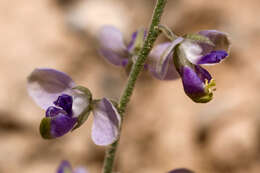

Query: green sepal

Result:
[184,33,214,46]
[157,24,178,41]
[71,86,92,131]
[131,28,145,55]
[191,92,213,103]
[39,117,53,139]
[72,85,92,101]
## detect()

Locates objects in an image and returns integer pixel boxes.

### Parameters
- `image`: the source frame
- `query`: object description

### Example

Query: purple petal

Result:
[181,66,214,103]
[194,65,212,82]
[148,37,183,80]
[98,25,128,66]
[92,98,121,146]
[198,30,231,52]
[54,94,73,116]
[169,168,194,173]
[181,66,205,96]
[57,160,72,173]
[27,68,75,110]
[50,112,77,138]
[197,50,228,64]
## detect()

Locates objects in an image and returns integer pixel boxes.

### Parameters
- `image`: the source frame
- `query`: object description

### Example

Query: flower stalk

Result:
[102,0,168,172]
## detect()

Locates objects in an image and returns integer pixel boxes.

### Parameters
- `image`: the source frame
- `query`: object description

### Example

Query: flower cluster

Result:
[27,23,230,173]
[27,68,121,146]
[98,26,230,103]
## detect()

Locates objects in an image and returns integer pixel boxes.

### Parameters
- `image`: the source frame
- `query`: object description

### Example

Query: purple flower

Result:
[27,68,121,145]
[57,160,88,173]
[156,30,230,103]
[168,168,194,173]
[98,25,179,80]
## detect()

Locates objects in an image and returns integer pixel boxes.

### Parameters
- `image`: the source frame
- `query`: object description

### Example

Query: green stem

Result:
[102,0,168,172]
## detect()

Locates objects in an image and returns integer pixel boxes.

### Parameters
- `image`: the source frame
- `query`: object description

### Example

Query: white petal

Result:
[91,98,121,146]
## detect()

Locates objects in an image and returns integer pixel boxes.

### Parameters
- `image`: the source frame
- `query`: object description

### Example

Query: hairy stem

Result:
[102,0,168,172]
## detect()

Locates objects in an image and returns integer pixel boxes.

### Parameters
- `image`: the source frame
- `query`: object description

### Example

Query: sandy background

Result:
[0,0,260,172]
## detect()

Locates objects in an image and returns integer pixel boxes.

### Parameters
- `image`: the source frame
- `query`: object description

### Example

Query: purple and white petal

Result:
[149,37,183,80]
[178,38,227,65]
[57,160,73,173]
[92,98,121,146]
[199,30,231,52]
[148,42,171,79]
[197,50,228,65]
[27,68,76,110]
[168,168,194,173]
[98,25,128,66]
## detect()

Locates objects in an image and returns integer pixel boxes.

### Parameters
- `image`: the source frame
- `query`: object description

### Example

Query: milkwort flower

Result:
[98,25,179,80]
[57,160,88,173]
[155,29,230,103]
[27,68,121,146]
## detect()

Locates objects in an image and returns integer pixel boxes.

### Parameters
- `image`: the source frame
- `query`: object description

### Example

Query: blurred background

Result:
[0,0,260,172]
